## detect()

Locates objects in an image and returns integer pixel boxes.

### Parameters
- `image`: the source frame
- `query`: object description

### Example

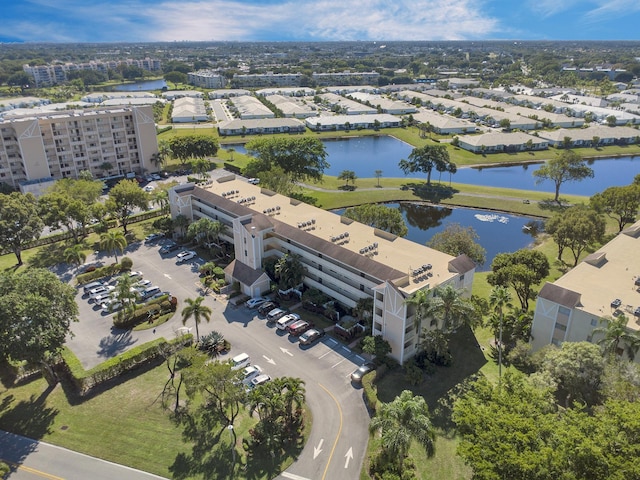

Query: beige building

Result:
[0,106,158,189]
[531,221,640,357]
[169,177,475,365]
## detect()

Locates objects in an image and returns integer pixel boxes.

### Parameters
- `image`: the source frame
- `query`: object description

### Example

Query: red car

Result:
[287,319,313,336]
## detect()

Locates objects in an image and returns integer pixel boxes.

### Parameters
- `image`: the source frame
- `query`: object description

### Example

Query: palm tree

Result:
[152,189,169,216]
[174,214,189,238]
[181,296,212,342]
[227,147,235,161]
[283,377,306,424]
[64,244,86,271]
[274,253,305,291]
[593,314,640,360]
[374,169,383,187]
[489,286,512,383]
[100,230,127,263]
[369,389,435,475]
[429,284,474,332]
[404,288,432,338]
[113,274,140,321]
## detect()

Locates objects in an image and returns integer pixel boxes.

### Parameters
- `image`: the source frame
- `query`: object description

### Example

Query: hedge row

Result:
[223,162,242,174]
[60,334,193,396]
[76,263,125,285]
[113,298,174,330]
[362,370,379,416]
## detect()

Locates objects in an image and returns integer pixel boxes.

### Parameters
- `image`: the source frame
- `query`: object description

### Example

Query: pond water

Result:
[225,136,639,196]
[335,203,538,271]
[111,79,167,91]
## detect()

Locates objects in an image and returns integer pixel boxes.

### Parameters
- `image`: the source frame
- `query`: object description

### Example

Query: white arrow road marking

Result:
[281,472,311,480]
[262,355,276,365]
[164,273,172,279]
[313,438,324,459]
[344,447,353,468]
[280,347,293,357]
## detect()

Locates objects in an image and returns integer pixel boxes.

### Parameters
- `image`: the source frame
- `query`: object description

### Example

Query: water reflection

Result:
[398,202,453,229]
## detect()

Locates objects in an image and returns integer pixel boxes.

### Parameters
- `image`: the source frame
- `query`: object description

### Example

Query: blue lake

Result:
[112,79,167,91]
[226,136,640,196]
[335,203,538,271]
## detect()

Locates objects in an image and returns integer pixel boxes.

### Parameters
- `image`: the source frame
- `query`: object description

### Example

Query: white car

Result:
[245,296,268,309]
[276,313,301,331]
[127,271,143,280]
[101,299,123,312]
[176,250,197,263]
[93,291,116,305]
[241,365,263,385]
[89,285,115,302]
[249,374,271,389]
[144,185,155,192]
[134,279,152,290]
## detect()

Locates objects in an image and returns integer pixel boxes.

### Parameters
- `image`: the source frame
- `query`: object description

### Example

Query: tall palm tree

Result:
[429,284,474,332]
[181,296,212,342]
[404,288,432,337]
[64,244,86,271]
[113,274,139,321]
[489,286,512,383]
[275,254,305,291]
[283,377,306,424]
[593,314,640,360]
[152,189,169,216]
[369,389,435,475]
[100,230,127,263]
[174,214,189,238]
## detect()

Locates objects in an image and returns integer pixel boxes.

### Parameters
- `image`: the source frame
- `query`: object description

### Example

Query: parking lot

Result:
[66,237,371,480]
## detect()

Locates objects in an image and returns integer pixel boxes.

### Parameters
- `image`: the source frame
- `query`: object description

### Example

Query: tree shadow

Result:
[0,386,58,440]
[97,329,138,358]
[27,242,69,269]
[400,182,457,204]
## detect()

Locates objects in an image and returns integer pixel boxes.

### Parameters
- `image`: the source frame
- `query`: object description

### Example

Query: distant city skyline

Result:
[1,0,639,44]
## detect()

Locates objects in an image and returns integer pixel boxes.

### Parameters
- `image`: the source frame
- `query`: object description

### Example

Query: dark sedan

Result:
[350,362,376,384]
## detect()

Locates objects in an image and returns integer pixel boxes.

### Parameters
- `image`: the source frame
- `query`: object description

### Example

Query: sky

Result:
[1,0,639,43]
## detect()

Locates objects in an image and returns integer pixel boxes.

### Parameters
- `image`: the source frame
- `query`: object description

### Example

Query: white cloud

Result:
[527,0,583,18]
[583,0,640,22]
[145,0,500,41]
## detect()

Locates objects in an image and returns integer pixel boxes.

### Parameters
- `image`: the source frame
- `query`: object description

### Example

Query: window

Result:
[591,318,598,327]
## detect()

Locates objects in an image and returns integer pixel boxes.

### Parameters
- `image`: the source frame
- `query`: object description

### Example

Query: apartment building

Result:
[169,178,475,365]
[0,106,158,189]
[530,221,640,359]
[312,71,380,86]
[232,72,303,88]
[23,58,162,87]
[188,70,227,89]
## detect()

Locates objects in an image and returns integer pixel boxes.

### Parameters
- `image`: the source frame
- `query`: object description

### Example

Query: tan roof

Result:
[195,179,461,295]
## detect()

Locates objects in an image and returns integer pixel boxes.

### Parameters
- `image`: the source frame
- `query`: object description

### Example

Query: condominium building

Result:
[0,106,158,189]
[23,58,162,87]
[231,72,303,88]
[312,71,380,86]
[169,177,476,365]
[188,70,227,89]
[531,221,640,359]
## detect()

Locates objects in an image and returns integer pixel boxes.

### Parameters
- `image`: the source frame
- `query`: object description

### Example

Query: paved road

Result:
[62,239,371,480]
[0,430,167,480]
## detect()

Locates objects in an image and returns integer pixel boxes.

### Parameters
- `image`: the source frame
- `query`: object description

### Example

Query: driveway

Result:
[63,240,371,480]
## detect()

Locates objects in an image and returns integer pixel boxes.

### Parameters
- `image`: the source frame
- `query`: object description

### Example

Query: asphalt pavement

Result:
[52,238,372,480]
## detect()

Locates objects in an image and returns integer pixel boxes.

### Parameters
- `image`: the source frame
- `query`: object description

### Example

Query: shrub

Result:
[113,299,175,329]
[60,335,193,395]
[76,263,123,285]
[362,371,378,415]
[120,256,133,270]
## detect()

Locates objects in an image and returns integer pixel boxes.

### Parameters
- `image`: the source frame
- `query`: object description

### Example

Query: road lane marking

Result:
[344,447,354,468]
[2,460,64,480]
[313,438,324,459]
[318,383,343,480]
[281,472,311,480]
[280,347,293,357]
[262,355,276,365]
[164,273,172,279]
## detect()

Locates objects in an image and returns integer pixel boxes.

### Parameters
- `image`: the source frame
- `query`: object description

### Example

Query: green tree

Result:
[274,253,306,291]
[399,144,450,186]
[100,230,127,263]
[112,273,140,321]
[498,118,511,130]
[428,284,475,332]
[487,249,550,311]
[374,169,383,187]
[0,268,78,385]
[0,192,44,265]
[426,223,486,265]
[191,157,212,180]
[605,115,617,127]
[168,135,219,166]
[344,204,408,237]
[593,314,640,361]
[244,137,329,183]
[181,296,212,342]
[38,191,90,244]
[590,184,640,232]
[106,179,149,234]
[256,165,297,195]
[533,150,595,204]
[362,335,392,361]
[63,244,87,271]
[337,169,357,187]
[369,390,435,476]
[187,217,227,246]
[404,288,432,336]
[545,205,605,266]
[489,286,512,383]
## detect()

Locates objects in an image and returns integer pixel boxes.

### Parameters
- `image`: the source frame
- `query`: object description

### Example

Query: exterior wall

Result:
[532,298,602,351]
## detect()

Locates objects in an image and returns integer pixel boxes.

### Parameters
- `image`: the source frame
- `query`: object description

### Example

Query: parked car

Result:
[134,279,152,290]
[88,285,115,302]
[299,328,325,346]
[245,296,268,309]
[350,362,376,384]
[241,365,263,385]
[266,308,287,324]
[159,242,179,254]
[144,185,154,192]
[127,270,143,280]
[276,313,301,331]
[248,177,260,185]
[231,352,251,371]
[176,250,197,263]
[287,319,313,336]
[258,301,279,316]
[150,291,171,301]
[82,281,104,294]
[141,286,161,299]
[101,299,123,312]
[249,374,271,389]
[144,233,163,243]
[93,291,115,305]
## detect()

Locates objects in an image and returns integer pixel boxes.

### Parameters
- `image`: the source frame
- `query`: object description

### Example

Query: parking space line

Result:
[331,358,347,368]
[327,338,338,345]
[318,350,333,359]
